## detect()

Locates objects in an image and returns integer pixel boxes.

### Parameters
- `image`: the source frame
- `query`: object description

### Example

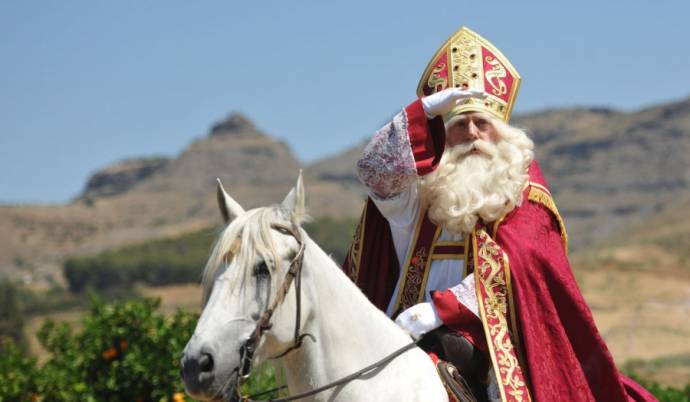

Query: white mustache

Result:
[448,139,498,160]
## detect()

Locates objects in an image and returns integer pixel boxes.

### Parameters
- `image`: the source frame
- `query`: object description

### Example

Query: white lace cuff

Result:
[356,110,417,198]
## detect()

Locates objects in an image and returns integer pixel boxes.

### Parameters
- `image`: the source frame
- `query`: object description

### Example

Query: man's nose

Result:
[467,122,480,140]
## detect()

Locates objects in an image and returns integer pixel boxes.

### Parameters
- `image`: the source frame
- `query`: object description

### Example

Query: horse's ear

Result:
[216,178,245,224]
[281,170,306,224]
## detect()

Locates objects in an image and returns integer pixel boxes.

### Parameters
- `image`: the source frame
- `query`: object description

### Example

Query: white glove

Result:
[394,302,443,340]
[421,88,487,118]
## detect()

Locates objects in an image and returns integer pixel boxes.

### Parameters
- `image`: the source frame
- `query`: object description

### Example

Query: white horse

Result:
[181,173,448,401]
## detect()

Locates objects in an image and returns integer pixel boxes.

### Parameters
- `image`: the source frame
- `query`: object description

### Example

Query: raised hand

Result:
[421,88,487,118]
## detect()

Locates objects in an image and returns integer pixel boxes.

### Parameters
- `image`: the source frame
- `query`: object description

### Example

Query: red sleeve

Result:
[403,99,446,176]
[431,290,487,354]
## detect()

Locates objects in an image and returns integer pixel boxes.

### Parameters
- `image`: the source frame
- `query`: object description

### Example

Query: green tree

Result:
[35,297,196,401]
[0,281,26,352]
[0,338,39,402]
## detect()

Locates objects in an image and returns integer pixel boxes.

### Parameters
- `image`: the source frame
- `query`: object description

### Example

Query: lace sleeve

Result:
[356,110,417,199]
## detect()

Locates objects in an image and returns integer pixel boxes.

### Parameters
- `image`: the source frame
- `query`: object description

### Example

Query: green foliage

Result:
[623,357,690,402]
[64,228,217,292]
[63,216,359,293]
[239,364,285,399]
[1,297,198,401]
[303,216,358,264]
[626,374,690,402]
[0,339,39,402]
[16,286,88,316]
[0,281,27,352]
[0,296,286,401]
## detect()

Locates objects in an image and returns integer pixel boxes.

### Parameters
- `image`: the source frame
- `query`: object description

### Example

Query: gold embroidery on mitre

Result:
[484,56,508,96]
[527,184,569,254]
[474,229,532,402]
[427,63,448,93]
[416,26,521,123]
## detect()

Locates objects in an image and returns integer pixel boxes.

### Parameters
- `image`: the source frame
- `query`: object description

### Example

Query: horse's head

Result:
[181,173,309,401]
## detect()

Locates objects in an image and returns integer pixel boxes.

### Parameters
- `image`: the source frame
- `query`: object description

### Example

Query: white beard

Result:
[419,134,532,235]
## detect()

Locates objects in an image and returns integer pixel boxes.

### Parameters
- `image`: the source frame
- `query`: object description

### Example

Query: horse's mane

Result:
[201,206,292,306]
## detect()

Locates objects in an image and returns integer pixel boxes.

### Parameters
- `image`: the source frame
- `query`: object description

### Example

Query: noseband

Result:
[235,222,314,389]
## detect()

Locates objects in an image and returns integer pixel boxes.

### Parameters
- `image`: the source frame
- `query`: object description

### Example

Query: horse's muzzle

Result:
[180,346,224,400]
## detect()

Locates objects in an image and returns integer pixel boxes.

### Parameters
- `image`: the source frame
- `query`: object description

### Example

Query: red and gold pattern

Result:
[346,201,367,282]
[393,212,441,313]
[416,26,521,123]
[473,228,532,402]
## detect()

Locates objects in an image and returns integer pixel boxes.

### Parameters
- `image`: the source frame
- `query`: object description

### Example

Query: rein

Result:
[231,222,418,402]
[241,341,418,402]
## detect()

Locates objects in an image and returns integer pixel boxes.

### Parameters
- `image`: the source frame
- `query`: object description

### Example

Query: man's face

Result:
[445,112,498,148]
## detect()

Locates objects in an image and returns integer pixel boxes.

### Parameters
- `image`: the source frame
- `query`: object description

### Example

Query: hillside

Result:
[571,194,690,385]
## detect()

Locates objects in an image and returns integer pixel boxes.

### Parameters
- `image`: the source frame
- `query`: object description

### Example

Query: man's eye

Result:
[253,262,270,277]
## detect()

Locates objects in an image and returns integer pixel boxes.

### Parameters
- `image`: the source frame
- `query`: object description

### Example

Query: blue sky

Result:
[2,1,689,203]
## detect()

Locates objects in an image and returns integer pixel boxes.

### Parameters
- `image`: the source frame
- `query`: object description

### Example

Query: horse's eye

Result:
[276,226,291,236]
[253,262,270,278]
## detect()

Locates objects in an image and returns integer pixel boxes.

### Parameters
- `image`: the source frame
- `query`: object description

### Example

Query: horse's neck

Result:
[280,236,418,397]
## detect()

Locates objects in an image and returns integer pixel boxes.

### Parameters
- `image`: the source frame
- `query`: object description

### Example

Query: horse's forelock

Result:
[201,206,294,306]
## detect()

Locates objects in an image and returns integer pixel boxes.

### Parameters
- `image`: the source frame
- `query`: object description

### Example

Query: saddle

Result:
[428,354,476,402]
[420,327,490,402]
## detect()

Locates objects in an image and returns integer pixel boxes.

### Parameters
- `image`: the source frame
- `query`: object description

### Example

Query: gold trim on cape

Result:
[527,184,568,253]
[346,200,367,282]
[473,228,532,402]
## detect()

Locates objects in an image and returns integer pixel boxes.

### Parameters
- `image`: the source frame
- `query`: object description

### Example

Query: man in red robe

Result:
[342,27,656,402]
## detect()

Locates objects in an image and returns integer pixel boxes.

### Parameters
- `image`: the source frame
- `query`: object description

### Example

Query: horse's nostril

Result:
[199,352,214,373]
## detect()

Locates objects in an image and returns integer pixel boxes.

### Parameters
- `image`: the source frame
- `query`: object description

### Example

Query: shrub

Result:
[0,297,197,401]
[0,297,284,401]
[0,281,26,352]
[36,297,197,401]
[0,339,39,402]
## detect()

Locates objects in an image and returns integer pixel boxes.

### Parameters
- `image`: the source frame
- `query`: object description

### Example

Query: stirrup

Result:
[435,360,478,402]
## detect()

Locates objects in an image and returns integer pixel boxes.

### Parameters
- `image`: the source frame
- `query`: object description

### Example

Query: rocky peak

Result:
[210,112,261,137]
[79,157,170,200]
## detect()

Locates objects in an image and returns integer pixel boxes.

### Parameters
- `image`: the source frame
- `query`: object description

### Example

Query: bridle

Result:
[229,221,417,402]
[230,221,315,400]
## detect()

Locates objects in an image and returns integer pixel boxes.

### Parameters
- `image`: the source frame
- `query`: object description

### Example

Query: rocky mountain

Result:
[0,112,364,285]
[81,157,170,200]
